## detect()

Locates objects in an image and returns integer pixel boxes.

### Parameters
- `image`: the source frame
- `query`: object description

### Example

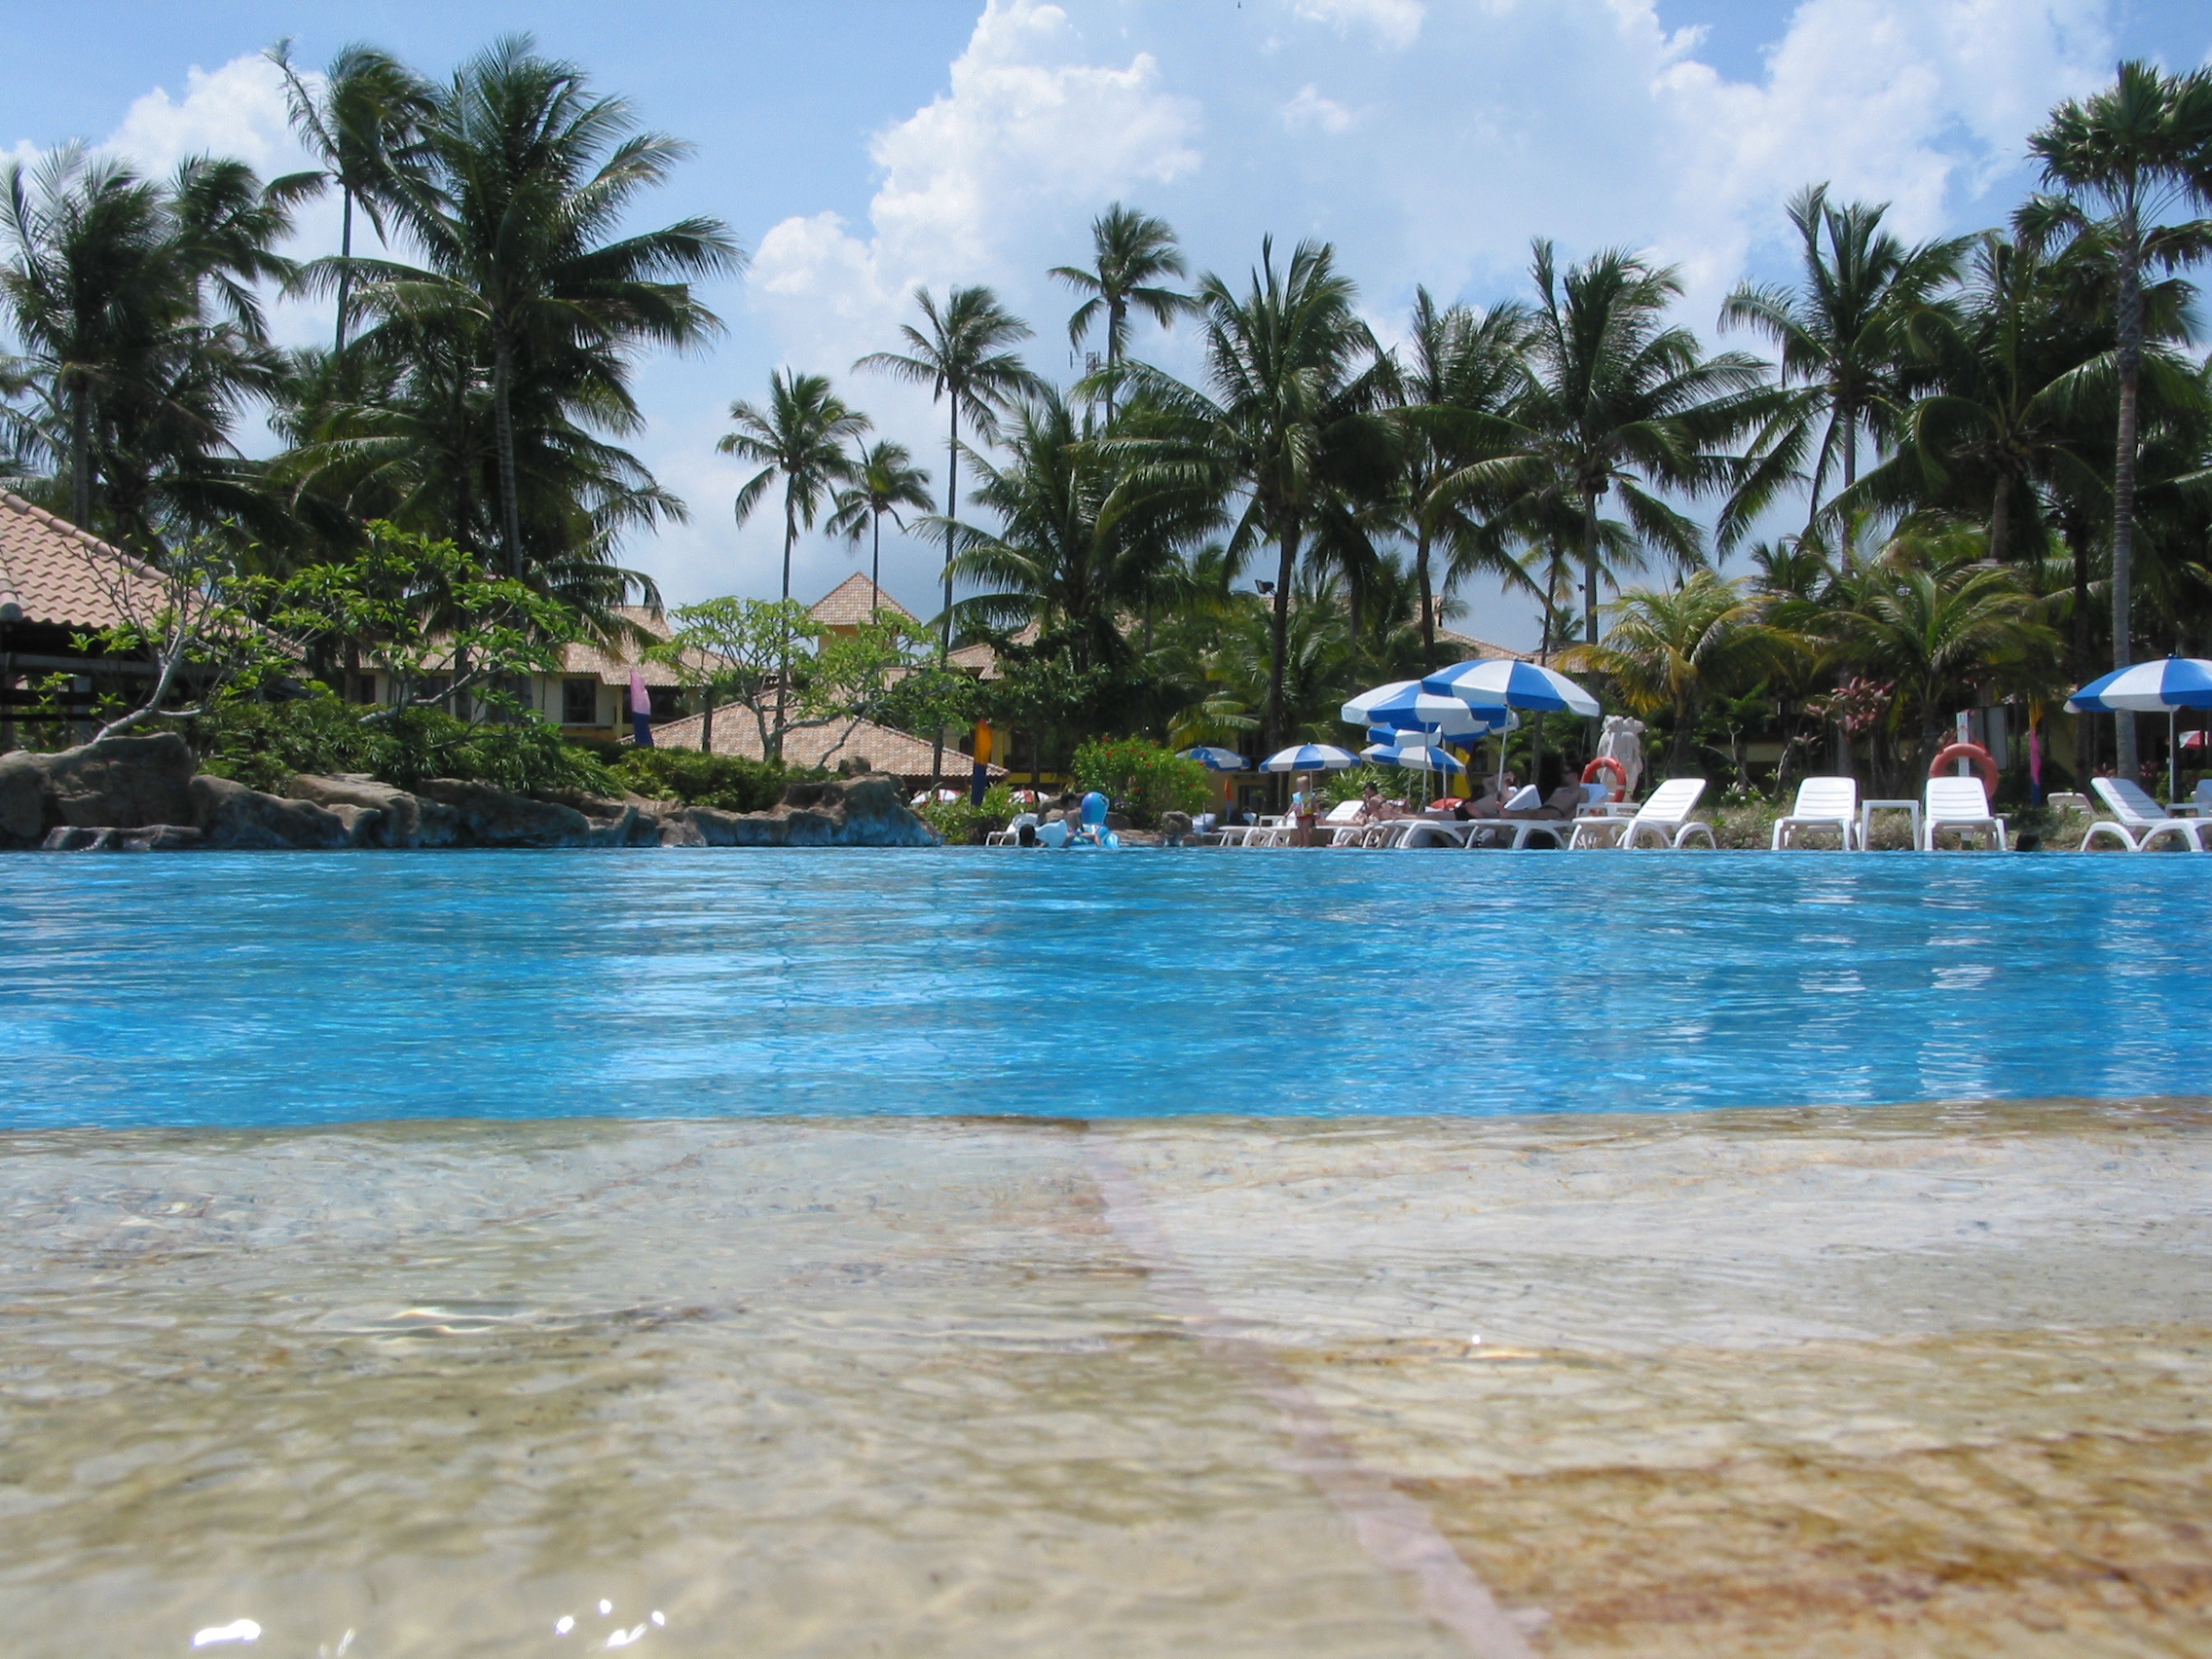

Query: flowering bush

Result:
[1070,737,1210,827]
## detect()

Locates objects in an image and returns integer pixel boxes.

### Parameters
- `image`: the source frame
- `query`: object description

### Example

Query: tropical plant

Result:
[649,596,920,766]
[1050,203,1198,416]
[266,38,435,353]
[0,146,304,547]
[2022,58,2212,772]
[827,438,932,599]
[1565,569,1798,777]
[1719,184,1966,558]
[1833,525,2060,782]
[1383,287,1531,665]
[950,387,1217,673]
[1069,735,1210,826]
[1118,237,1386,755]
[856,284,1041,657]
[1509,241,1783,643]
[334,35,740,579]
[720,369,869,604]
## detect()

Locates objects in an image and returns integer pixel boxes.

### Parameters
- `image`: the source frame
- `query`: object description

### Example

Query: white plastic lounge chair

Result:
[1922,777,2007,851]
[1461,818,1568,850]
[2081,777,2207,852]
[2171,779,2212,818]
[1771,776,1859,850]
[1398,819,1470,848]
[1570,778,1715,849]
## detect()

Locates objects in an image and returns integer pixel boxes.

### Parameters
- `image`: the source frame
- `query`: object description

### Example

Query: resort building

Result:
[0,491,170,749]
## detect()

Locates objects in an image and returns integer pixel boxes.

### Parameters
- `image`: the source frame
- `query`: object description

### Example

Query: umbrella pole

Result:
[2170,709,2178,803]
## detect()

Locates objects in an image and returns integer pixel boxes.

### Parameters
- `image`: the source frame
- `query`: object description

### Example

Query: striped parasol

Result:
[1421,657,1601,716]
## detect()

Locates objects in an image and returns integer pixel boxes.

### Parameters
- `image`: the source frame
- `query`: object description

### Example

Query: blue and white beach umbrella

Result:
[1341,680,1502,735]
[2067,656,2212,798]
[1180,746,1249,771]
[2065,656,2212,712]
[1362,739,1466,774]
[1261,743,1362,773]
[1420,657,1602,717]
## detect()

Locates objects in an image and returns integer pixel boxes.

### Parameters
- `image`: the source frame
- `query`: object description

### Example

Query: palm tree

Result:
[856,284,1041,660]
[1384,287,1531,666]
[2023,59,2212,774]
[1050,203,1198,417]
[1837,525,2059,783]
[1117,238,1385,756]
[266,38,434,353]
[720,369,868,759]
[828,439,932,602]
[1512,241,1783,645]
[0,145,299,544]
[720,369,870,606]
[948,387,1218,673]
[1565,570,1798,777]
[342,35,740,577]
[1719,184,1966,563]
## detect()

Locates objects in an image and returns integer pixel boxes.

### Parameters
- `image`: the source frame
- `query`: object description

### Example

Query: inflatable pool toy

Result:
[1069,792,1121,849]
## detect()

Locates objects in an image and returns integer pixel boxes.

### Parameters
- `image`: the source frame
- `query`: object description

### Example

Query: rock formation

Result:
[0,736,940,852]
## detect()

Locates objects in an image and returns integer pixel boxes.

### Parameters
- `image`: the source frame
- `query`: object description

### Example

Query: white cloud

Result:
[708,0,1203,606]
[95,54,344,356]
[103,55,305,180]
[1288,0,1425,51]
[1281,85,1359,134]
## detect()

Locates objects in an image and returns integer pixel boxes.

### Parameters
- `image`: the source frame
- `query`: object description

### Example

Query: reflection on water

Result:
[2,1104,2207,1656]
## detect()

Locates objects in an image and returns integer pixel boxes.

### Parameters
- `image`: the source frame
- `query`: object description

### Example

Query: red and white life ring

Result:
[1581,756,1628,800]
[1928,741,1998,793]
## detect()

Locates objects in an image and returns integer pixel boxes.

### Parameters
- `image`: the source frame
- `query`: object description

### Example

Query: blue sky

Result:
[8,1,2211,644]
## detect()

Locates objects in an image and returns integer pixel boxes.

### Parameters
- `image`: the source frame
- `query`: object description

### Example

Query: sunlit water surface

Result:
[2,849,2206,1126]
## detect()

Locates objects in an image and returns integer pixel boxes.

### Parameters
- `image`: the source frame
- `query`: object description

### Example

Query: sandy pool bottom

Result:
[0,1104,2206,1658]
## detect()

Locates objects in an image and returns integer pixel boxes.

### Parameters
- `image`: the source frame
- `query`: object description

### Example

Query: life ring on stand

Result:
[1580,756,1628,800]
[1928,741,1998,793]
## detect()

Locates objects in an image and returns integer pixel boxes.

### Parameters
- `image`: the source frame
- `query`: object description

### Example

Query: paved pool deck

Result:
[1,1102,2206,1656]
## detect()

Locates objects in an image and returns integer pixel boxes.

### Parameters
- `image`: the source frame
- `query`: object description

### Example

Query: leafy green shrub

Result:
[1070,737,1209,828]
[195,695,391,792]
[195,697,618,796]
[917,782,1012,845]
[604,746,791,813]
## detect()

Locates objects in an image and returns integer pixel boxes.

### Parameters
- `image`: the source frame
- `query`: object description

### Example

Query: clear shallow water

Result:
[0,849,2203,1128]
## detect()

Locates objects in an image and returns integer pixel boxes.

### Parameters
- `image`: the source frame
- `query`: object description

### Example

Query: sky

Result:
[6,0,2211,649]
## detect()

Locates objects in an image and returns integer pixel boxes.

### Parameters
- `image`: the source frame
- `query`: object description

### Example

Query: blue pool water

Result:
[1,850,2201,1128]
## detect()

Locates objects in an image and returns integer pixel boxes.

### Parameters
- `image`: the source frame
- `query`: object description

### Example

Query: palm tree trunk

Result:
[1267,517,1299,764]
[492,336,524,580]
[1415,521,1435,670]
[2070,510,2093,783]
[1836,406,1857,571]
[930,401,959,791]
[2111,248,2143,778]
[1103,300,1124,424]
[870,512,882,600]
[1581,492,1601,645]
[701,687,716,756]
[69,380,91,529]
[1988,477,2010,565]
[772,495,794,763]
[334,190,354,356]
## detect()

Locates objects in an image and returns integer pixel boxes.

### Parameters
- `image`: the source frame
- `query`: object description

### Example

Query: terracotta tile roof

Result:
[640,707,1005,783]
[808,573,917,629]
[0,491,164,629]
[944,620,1039,681]
[547,606,701,687]
[1436,626,1533,663]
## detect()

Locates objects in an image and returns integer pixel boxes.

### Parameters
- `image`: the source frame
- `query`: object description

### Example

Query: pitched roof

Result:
[1436,626,1533,664]
[640,707,1005,782]
[808,573,917,629]
[545,606,700,686]
[0,492,163,629]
